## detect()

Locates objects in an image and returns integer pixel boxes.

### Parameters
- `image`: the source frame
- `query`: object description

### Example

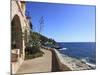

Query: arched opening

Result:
[11,15,23,59]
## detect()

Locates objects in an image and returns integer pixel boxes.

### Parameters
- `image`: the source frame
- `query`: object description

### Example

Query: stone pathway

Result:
[16,49,52,74]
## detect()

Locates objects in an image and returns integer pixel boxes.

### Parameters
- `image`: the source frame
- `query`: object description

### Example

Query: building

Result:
[11,0,32,74]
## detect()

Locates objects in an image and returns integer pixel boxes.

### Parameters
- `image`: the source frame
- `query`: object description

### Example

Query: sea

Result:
[57,42,96,65]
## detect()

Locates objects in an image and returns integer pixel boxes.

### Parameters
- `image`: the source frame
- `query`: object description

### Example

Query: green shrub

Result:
[25,45,39,54]
[25,45,44,60]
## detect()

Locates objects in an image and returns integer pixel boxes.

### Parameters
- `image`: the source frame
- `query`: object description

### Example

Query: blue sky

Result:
[26,2,95,42]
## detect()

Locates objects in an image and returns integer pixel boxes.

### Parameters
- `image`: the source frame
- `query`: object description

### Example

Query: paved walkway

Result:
[16,49,52,74]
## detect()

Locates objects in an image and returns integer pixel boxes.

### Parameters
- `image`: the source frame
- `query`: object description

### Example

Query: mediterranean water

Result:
[57,42,96,65]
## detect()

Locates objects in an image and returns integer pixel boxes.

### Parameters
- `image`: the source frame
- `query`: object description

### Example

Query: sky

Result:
[26,2,96,42]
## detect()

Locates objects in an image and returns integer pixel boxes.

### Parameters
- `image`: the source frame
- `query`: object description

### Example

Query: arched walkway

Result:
[11,15,23,57]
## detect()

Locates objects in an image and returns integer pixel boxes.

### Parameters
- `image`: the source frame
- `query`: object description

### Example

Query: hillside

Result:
[30,32,57,47]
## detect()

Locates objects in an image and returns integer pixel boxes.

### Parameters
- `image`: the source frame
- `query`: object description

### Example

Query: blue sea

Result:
[57,42,96,65]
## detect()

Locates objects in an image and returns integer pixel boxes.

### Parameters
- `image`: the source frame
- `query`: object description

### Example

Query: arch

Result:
[11,15,23,56]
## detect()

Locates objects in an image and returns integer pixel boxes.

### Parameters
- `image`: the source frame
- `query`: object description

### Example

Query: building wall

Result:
[11,0,31,74]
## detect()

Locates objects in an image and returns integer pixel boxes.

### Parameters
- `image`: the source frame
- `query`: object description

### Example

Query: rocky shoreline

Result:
[55,49,96,71]
[41,46,96,71]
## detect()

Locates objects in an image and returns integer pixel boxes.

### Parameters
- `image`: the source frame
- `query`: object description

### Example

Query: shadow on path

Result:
[51,50,60,72]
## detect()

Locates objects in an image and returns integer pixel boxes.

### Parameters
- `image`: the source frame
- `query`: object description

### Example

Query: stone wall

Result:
[41,46,71,71]
[11,0,31,74]
[53,49,72,71]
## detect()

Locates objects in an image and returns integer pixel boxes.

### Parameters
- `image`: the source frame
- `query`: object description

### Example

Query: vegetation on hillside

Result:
[31,32,57,47]
[25,31,57,59]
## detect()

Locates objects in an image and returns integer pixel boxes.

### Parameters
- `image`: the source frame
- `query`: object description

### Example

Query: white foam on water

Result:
[59,47,68,51]
[81,58,96,68]
[86,62,96,67]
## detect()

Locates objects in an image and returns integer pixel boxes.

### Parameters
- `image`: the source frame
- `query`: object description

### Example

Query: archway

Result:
[11,15,23,57]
